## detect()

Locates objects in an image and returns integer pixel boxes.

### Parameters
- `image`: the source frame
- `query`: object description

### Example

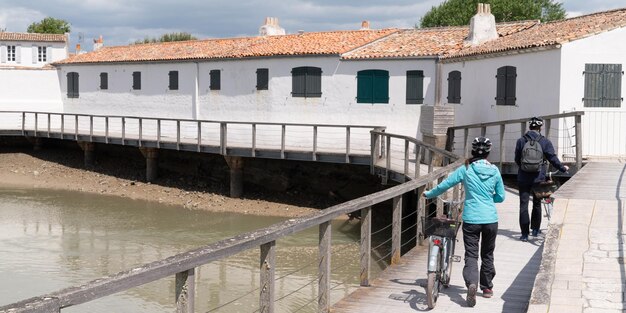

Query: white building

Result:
[0,32,68,68]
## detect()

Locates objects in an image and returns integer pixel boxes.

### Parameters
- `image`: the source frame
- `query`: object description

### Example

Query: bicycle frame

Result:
[427,235,452,273]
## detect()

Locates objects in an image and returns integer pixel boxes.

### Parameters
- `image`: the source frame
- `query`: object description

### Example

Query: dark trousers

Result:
[519,181,542,236]
[462,222,498,290]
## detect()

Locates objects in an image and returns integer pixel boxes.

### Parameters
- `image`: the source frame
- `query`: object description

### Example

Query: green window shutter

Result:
[169,71,179,90]
[357,71,373,103]
[100,72,108,90]
[67,72,79,98]
[373,70,389,103]
[292,67,306,97]
[132,71,141,90]
[584,64,602,107]
[292,67,321,97]
[256,68,268,90]
[504,66,517,105]
[447,71,461,103]
[74,73,79,98]
[406,70,424,104]
[210,70,220,90]
[603,64,622,108]
[495,66,507,105]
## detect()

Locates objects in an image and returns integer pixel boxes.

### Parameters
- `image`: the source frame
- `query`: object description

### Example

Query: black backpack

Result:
[520,134,544,172]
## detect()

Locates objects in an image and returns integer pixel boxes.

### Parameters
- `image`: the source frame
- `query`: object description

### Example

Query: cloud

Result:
[0,7,46,32]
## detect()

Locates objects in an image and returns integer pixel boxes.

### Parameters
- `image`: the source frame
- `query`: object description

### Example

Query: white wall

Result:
[441,49,562,162]
[58,57,437,138]
[560,27,626,157]
[0,41,67,68]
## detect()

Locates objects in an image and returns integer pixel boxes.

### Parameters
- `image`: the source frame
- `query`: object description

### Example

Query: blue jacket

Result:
[424,159,505,224]
[514,130,567,184]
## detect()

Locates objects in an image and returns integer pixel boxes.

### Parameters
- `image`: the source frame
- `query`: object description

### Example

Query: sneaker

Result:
[482,288,493,298]
[532,229,542,237]
[467,284,477,307]
[520,234,528,242]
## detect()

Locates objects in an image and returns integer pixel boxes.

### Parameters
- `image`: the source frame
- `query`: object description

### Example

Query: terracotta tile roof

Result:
[341,21,539,59]
[0,32,67,42]
[54,29,398,65]
[444,8,626,59]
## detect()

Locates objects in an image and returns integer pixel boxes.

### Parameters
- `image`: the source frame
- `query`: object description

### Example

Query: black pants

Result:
[462,222,498,290]
[519,181,541,236]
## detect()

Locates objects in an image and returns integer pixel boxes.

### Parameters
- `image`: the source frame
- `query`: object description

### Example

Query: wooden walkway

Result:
[333,188,544,312]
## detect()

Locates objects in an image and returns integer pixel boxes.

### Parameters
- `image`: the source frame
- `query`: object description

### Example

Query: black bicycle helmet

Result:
[471,136,492,155]
[529,117,544,128]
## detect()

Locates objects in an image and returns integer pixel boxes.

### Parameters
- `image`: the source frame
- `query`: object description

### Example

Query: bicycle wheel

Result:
[442,241,455,287]
[426,272,440,309]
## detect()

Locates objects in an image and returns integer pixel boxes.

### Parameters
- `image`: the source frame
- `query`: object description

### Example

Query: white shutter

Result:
[0,45,6,63]
[32,45,38,63]
[46,46,52,62]
[15,45,21,64]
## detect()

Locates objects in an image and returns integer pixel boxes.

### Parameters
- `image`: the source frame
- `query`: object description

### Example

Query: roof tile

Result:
[0,32,67,42]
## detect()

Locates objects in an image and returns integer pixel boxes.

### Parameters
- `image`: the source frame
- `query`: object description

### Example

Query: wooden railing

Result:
[445,111,585,171]
[0,128,464,313]
[0,111,385,164]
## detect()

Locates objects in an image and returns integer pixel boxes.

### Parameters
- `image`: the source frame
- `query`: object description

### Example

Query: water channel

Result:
[0,187,384,312]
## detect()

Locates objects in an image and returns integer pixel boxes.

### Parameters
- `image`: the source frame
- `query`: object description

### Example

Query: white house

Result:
[0,32,68,68]
[48,7,626,159]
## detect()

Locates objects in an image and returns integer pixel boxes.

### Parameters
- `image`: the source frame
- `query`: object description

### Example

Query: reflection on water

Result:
[0,188,379,312]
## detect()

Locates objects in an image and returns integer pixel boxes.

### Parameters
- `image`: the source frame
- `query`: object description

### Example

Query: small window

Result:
[67,72,79,98]
[583,63,623,108]
[447,71,461,104]
[357,69,389,103]
[495,66,516,106]
[406,70,425,104]
[100,72,108,90]
[132,71,141,90]
[169,71,179,90]
[7,46,16,62]
[292,66,322,98]
[37,46,47,62]
[256,68,269,90]
[210,70,221,90]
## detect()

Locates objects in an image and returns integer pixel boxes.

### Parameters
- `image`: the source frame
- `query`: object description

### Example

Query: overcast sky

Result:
[0,0,624,48]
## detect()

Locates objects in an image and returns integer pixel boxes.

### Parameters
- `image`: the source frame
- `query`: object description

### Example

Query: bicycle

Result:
[532,169,562,221]
[421,198,463,309]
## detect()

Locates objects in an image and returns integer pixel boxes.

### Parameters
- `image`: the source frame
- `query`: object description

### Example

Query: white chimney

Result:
[465,3,498,46]
[93,35,104,51]
[259,17,286,36]
[360,20,370,30]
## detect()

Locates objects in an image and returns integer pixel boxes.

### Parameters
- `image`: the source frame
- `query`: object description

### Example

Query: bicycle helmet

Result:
[529,117,544,128]
[471,136,492,155]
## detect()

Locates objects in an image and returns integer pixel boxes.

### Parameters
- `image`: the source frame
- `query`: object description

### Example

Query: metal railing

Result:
[0,127,464,313]
[0,111,385,163]
[445,111,585,171]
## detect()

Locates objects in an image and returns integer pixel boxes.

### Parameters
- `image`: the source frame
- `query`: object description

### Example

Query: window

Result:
[495,66,516,106]
[357,70,389,103]
[210,70,221,90]
[67,72,79,98]
[132,71,141,90]
[169,71,179,90]
[291,66,322,98]
[406,70,424,104]
[447,71,462,104]
[100,72,108,90]
[38,46,47,62]
[583,63,623,107]
[256,68,268,90]
[7,46,16,62]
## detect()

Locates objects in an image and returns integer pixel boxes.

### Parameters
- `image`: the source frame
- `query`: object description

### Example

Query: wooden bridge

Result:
[0,110,601,313]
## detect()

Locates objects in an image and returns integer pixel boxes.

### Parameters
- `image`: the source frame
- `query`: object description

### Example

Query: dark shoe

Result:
[520,234,528,242]
[482,288,493,298]
[467,284,477,307]
[532,229,542,237]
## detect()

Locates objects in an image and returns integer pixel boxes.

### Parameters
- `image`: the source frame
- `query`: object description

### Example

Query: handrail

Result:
[446,111,584,131]
[0,124,464,313]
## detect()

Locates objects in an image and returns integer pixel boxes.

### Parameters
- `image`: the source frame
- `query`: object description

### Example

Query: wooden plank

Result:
[259,241,275,313]
[391,195,402,265]
[359,207,371,287]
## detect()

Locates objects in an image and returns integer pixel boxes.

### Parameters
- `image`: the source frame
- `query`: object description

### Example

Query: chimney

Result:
[259,17,286,36]
[75,43,81,54]
[360,20,370,30]
[93,35,104,51]
[465,3,498,46]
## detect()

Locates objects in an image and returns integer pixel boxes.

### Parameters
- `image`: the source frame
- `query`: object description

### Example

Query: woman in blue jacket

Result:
[424,136,505,307]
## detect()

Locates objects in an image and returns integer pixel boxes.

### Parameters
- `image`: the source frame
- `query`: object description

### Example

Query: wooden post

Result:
[260,241,276,313]
[391,195,402,265]
[225,156,244,198]
[575,114,583,170]
[175,268,195,313]
[21,112,25,136]
[313,126,318,161]
[499,124,505,171]
[318,221,331,313]
[427,149,434,173]
[197,121,202,152]
[345,126,351,163]
[34,112,38,137]
[414,145,422,178]
[176,120,181,151]
[417,186,426,246]
[252,124,257,157]
[403,141,409,181]
[281,125,286,159]
[121,117,126,145]
[220,122,227,155]
[463,128,469,158]
[370,130,380,175]
[47,114,51,137]
[105,117,109,144]
[137,118,141,147]
[157,119,161,148]
[61,114,65,137]
[480,126,486,137]
[445,128,455,152]
[360,206,371,287]
[384,136,391,184]
[75,115,79,140]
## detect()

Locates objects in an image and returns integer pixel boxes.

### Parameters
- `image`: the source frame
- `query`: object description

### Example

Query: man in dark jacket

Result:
[515,117,569,242]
